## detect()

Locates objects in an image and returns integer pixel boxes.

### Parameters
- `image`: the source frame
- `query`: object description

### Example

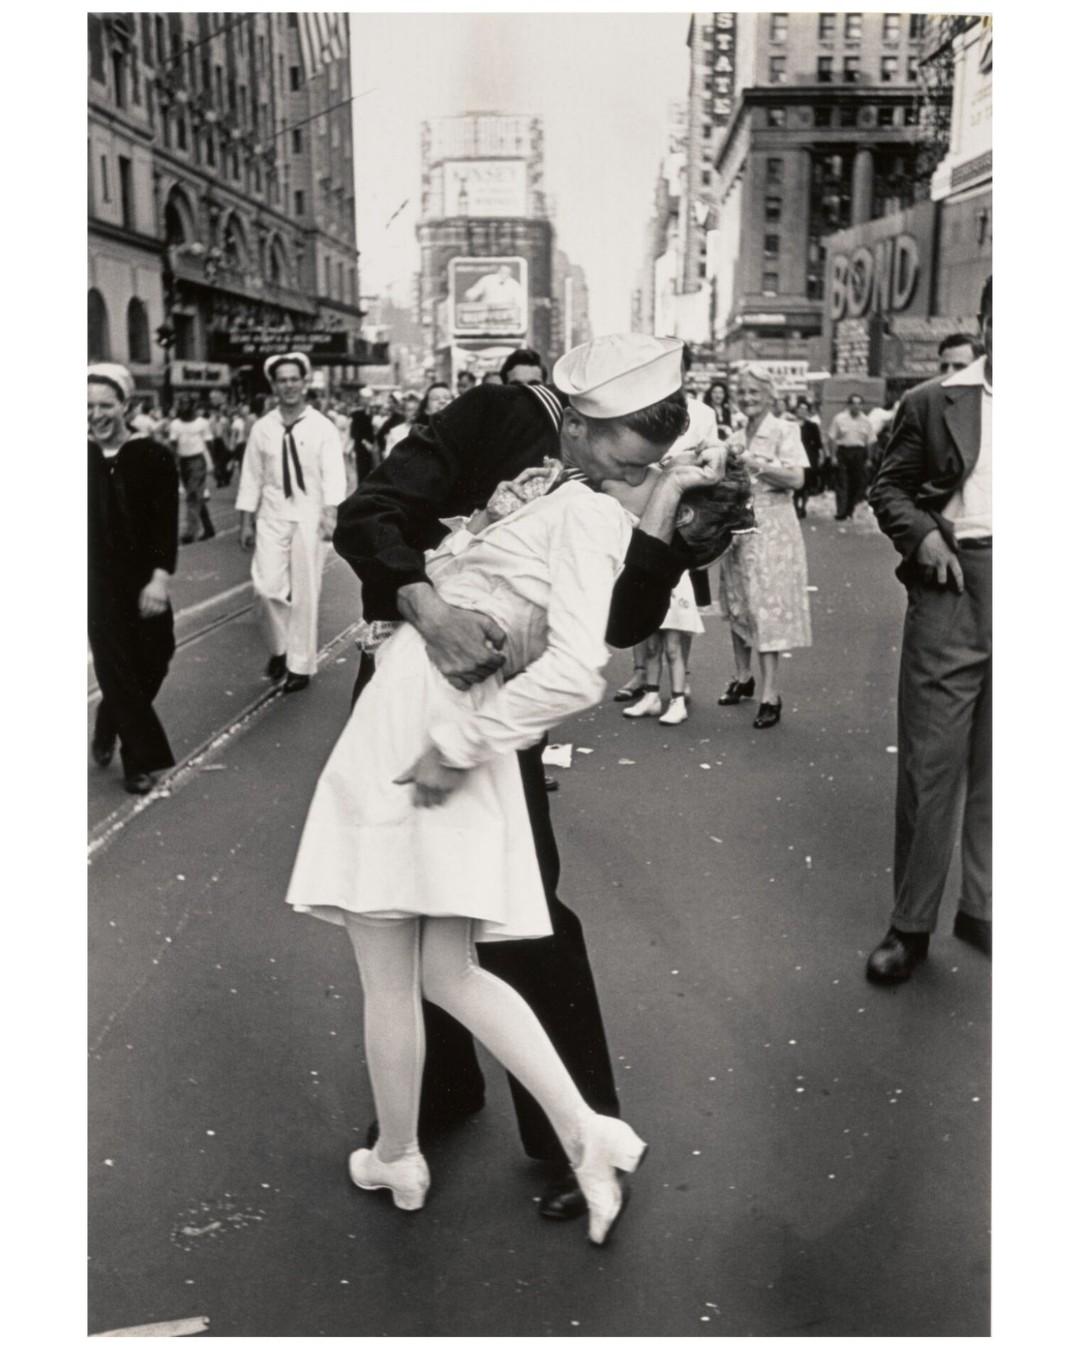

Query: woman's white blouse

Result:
[417,482,632,770]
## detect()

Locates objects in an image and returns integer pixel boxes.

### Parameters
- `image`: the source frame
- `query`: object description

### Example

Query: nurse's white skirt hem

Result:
[284,625,553,944]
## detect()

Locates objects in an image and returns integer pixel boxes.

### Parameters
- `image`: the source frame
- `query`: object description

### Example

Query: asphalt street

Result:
[87,495,990,1337]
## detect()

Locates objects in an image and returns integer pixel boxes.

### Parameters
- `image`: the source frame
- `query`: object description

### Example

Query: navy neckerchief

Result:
[281,415,307,498]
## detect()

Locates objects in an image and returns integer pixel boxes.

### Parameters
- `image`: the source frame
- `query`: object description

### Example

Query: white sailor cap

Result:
[553,334,684,418]
[264,351,312,384]
[87,362,135,401]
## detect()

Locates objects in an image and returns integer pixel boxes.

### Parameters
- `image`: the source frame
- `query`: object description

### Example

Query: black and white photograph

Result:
[72,4,1036,1340]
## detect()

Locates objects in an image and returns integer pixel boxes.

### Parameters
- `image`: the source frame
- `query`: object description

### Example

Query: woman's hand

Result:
[393,744,466,808]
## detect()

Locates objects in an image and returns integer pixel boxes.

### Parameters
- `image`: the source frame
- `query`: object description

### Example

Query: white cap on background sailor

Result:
[87,362,135,401]
[263,351,313,385]
[553,334,683,417]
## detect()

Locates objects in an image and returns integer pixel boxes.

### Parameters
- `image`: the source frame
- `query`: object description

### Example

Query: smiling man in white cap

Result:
[88,362,179,793]
[332,331,719,1222]
[235,351,347,692]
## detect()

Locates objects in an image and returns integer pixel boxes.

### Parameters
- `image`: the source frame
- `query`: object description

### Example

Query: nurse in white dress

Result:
[285,334,716,1244]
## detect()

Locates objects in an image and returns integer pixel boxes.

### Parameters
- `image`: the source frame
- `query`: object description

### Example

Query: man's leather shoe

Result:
[265,654,287,680]
[538,1167,588,1221]
[123,772,155,795]
[954,911,991,956]
[866,927,929,984]
[283,672,310,693]
[91,733,116,768]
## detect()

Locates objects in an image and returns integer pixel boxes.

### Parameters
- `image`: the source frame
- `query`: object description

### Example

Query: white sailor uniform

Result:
[235,406,346,675]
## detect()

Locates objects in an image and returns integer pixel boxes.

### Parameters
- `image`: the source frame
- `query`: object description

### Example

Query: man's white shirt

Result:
[235,407,346,524]
[941,356,991,540]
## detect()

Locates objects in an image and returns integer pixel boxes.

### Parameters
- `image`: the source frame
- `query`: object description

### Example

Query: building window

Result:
[295,190,305,216]
[764,233,780,257]
[883,13,901,43]
[818,13,836,41]
[127,298,151,364]
[903,104,920,127]
[767,107,787,128]
[131,53,141,105]
[287,12,298,25]
[814,104,833,128]
[177,111,187,151]
[909,14,927,40]
[766,157,783,185]
[118,156,133,229]
[769,55,787,84]
[839,102,858,127]
[112,50,127,108]
[88,289,110,361]
[769,13,788,42]
[231,150,240,181]
[766,195,783,221]
[99,155,110,203]
[206,132,216,167]
[877,105,896,127]
[292,129,303,154]
[762,270,779,295]
[881,55,899,83]
[289,65,301,91]
[155,16,166,64]
[337,262,344,299]
[817,55,834,83]
[141,12,153,62]
[843,56,860,83]
[89,16,106,82]
[844,13,862,41]
[908,55,920,82]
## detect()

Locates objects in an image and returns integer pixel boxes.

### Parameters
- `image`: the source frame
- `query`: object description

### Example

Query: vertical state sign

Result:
[711,13,737,129]
[450,258,528,338]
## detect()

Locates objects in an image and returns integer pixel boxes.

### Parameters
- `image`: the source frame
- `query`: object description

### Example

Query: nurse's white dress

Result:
[285,481,632,942]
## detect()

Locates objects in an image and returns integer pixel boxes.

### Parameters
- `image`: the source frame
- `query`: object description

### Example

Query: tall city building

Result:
[88,12,371,404]
[708,10,930,365]
[551,249,592,357]
[416,112,557,379]
[818,14,989,397]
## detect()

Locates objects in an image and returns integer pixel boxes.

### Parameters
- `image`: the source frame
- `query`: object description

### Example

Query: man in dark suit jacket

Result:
[865,276,992,983]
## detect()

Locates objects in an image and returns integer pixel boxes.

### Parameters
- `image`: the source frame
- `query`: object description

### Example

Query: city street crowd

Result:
[88,281,991,1250]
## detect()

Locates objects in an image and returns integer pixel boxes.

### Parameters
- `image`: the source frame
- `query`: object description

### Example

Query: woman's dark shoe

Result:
[283,672,310,694]
[265,654,288,680]
[717,676,755,705]
[538,1167,588,1221]
[123,772,155,795]
[91,733,116,768]
[613,672,647,703]
[752,697,782,729]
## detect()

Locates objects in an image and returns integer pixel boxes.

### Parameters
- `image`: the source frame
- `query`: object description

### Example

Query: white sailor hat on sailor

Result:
[87,362,135,401]
[264,351,312,384]
[553,333,683,418]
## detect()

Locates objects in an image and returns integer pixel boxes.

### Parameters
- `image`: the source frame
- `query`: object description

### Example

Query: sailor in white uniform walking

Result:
[236,352,346,692]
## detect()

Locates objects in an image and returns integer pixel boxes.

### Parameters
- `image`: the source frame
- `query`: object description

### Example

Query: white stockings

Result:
[344,914,591,1165]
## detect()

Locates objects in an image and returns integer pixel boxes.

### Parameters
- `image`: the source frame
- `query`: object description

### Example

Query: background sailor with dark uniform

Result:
[333,333,717,1220]
[88,362,179,795]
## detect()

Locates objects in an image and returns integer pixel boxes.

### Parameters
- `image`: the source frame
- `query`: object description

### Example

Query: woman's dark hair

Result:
[616,388,689,446]
[703,379,731,426]
[415,381,451,428]
[177,400,196,422]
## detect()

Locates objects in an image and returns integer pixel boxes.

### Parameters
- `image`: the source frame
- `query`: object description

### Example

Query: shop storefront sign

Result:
[169,361,232,389]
